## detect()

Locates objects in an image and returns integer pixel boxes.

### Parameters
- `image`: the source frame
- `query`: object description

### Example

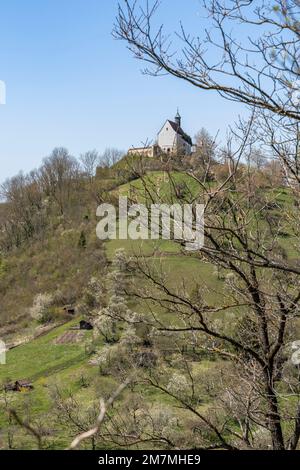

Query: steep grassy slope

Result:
[0,170,297,450]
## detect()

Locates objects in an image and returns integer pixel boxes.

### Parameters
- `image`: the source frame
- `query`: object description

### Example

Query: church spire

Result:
[175,109,181,127]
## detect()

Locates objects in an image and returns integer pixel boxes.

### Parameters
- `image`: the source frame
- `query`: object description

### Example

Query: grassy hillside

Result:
[0,169,225,449]
[0,163,299,450]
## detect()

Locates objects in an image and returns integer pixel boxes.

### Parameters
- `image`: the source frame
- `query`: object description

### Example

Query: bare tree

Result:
[248,147,267,170]
[80,150,99,180]
[110,4,300,448]
[194,128,216,159]
[114,1,300,121]
[39,147,80,215]
[0,171,45,249]
[191,128,218,177]
[99,148,124,168]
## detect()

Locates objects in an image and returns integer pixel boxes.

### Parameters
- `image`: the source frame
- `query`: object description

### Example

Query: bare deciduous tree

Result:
[108,1,300,450]
[114,0,300,121]
[39,147,80,215]
[99,148,124,168]
[80,150,99,180]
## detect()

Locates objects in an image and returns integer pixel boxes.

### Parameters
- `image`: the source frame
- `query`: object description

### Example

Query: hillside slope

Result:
[1,164,299,450]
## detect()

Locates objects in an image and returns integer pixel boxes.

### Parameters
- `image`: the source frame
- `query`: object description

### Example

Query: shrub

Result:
[29,293,53,322]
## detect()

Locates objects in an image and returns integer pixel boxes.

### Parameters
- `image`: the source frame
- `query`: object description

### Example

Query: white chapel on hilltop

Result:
[128,111,193,158]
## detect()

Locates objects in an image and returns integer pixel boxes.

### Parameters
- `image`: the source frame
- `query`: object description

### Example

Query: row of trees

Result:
[0,127,261,253]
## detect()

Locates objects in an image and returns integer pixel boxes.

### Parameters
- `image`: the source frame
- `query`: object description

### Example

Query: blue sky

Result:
[0,0,245,182]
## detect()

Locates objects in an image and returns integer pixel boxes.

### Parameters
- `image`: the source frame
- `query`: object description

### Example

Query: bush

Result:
[29,293,53,323]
